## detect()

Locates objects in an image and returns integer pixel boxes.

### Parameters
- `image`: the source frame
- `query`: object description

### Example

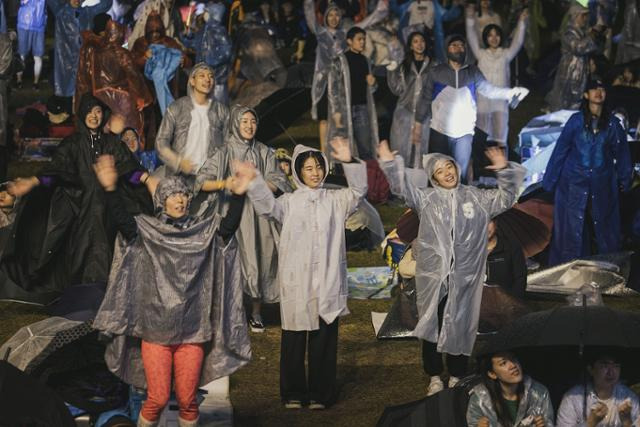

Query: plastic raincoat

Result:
[246,145,368,331]
[93,177,251,389]
[466,17,525,144]
[128,0,175,50]
[467,376,555,426]
[0,33,10,153]
[153,63,229,182]
[198,106,293,303]
[0,2,5,33]
[130,13,190,73]
[545,6,596,112]
[234,15,286,86]
[76,21,153,146]
[542,111,632,266]
[196,3,231,104]
[380,153,525,355]
[615,0,640,64]
[389,0,460,63]
[17,0,47,32]
[304,0,388,120]
[47,0,112,97]
[387,53,431,168]
[144,43,182,114]
[327,51,379,163]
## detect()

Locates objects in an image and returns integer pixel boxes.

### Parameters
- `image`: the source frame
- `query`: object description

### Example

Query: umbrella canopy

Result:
[253,87,311,142]
[493,207,551,258]
[478,285,531,335]
[0,317,94,374]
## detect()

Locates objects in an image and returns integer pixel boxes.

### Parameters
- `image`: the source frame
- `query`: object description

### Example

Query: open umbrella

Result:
[253,87,311,142]
[0,316,94,374]
[493,207,551,258]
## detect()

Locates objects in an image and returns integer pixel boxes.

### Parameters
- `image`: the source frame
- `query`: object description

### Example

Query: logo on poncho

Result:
[462,202,475,219]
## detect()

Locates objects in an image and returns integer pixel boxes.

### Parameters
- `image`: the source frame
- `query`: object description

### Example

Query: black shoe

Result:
[16,81,22,89]
[33,82,39,90]
[249,316,265,332]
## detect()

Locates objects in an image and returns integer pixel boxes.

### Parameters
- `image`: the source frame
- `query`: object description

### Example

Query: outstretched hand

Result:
[93,155,118,191]
[377,140,397,162]
[231,160,258,195]
[330,136,353,163]
[485,147,508,171]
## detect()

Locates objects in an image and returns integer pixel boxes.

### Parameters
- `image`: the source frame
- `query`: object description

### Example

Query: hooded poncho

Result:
[198,105,292,302]
[380,153,525,355]
[93,176,251,388]
[246,145,367,330]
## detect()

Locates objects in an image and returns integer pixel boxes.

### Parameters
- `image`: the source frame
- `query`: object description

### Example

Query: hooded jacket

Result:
[380,153,525,355]
[198,105,292,302]
[246,145,367,330]
[154,63,229,178]
[414,35,514,138]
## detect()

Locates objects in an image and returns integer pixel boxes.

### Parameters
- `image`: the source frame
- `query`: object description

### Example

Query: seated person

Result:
[120,127,160,173]
[0,188,16,228]
[556,350,640,427]
[467,351,554,427]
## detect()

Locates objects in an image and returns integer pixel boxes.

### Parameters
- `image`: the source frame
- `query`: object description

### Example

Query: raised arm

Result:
[87,0,113,17]
[46,0,66,17]
[330,137,368,215]
[236,160,286,224]
[303,0,319,35]
[505,10,527,61]
[358,0,389,30]
[377,140,428,210]
[465,6,482,57]
[564,28,596,56]
[475,147,526,217]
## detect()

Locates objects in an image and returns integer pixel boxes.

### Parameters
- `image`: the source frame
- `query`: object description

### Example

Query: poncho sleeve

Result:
[330,160,368,216]
[246,174,286,224]
[379,155,429,211]
[542,113,578,193]
[475,161,526,218]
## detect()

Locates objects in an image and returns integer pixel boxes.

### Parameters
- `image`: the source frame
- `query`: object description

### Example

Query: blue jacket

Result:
[195,4,232,82]
[47,0,112,96]
[18,0,47,32]
[389,0,460,64]
[542,112,632,265]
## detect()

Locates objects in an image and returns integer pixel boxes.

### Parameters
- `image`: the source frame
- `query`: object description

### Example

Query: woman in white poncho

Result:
[233,138,367,409]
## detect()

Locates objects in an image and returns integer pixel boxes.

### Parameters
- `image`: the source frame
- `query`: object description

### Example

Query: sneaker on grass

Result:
[249,316,265,332]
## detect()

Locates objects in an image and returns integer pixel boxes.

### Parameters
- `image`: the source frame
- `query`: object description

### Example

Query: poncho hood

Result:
[291,144,329,190]
[187,62,216,100]
[324,3,342,28]
[153,176,193,216]
[443,33,470,66]
[105,20,125,46]
[227,105,259,147]
[422,152,461,190]
[145,13,167,39]
[77,93,109,131]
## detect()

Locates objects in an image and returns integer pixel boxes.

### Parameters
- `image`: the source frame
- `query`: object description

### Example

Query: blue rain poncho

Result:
[17,0,47,32]
[46,0,113,97]
[144,43,182,115]
[542,111,632,266]
[196,4,232,85]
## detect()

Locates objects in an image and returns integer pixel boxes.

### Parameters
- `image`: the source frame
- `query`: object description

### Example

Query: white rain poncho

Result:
[246,145,367,331]
[387,39,431,168]
[380,153,525,355]
[465,17,526,144]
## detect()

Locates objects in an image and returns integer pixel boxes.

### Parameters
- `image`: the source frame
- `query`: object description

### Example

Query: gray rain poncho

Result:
[246,145,368,331]
[387,39,431,168]
[615,0,640,64]
[467,376,555,426]
[304,0,388,120]
[93,177,251,388]
[327,51,379,163]
[198,105,293,303]
[154,63,229,181]
[545,5,596,111]
[380,153,525,355]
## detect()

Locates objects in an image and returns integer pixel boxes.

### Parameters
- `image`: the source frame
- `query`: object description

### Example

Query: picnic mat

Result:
[347,266,396,299]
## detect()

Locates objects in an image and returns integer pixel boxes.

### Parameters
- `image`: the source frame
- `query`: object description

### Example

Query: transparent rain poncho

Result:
[380,153,525,355]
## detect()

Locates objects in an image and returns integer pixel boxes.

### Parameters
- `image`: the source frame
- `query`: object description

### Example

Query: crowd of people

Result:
[0,0,639,425]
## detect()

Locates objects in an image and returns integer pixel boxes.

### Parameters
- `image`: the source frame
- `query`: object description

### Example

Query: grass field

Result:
[2,82,639,426]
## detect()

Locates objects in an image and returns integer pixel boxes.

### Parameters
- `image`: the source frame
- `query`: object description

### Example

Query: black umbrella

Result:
[483,303,640,413]
[254,87,311,143]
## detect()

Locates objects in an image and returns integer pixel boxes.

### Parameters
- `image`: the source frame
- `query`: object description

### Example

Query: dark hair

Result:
[402,31,431,77]
[584,347,622,367]
[294,151,326,182]
[482,24,503,48]
[479,353,525,427]
[580,80,610,133]
[346,26,366,40]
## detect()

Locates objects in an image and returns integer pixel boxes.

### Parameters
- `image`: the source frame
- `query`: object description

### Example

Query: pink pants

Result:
[140,341,204,422]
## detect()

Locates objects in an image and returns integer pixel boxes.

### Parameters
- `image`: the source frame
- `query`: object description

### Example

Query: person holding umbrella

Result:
[467,351,554,427]
[556,351,640,427]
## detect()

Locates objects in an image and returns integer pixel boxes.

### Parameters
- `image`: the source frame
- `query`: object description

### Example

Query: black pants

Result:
[421,296,469,378]
[280,318,339,405]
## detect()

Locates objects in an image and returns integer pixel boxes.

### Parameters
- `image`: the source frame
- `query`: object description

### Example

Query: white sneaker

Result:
[448,376,460,388]
[426,375,444,396]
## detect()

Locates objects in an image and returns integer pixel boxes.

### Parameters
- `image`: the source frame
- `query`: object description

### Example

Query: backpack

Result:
[365,159,390,204]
